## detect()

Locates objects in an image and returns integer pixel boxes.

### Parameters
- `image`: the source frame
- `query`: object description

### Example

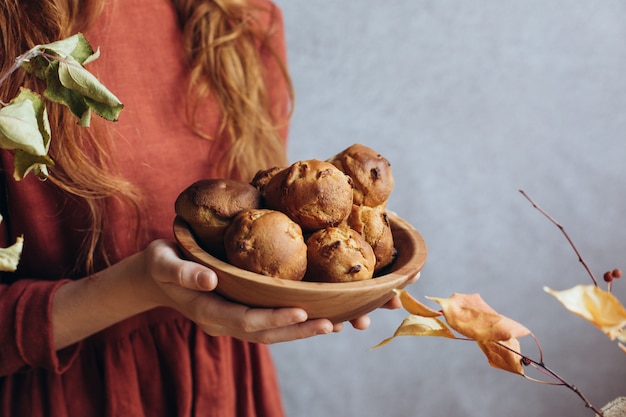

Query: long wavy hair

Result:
[0,0,293,273]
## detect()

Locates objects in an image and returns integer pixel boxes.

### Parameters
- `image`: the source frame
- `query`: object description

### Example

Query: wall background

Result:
[269,1,626,416]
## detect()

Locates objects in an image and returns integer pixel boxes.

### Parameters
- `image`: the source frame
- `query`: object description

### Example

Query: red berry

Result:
[604,271,613,282]
[612,268,622,279]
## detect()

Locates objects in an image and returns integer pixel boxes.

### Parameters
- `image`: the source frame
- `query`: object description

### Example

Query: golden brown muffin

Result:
[328,143,394,207]
[250,166,284,195]
[347,204,396,272]
[304,226,376,283]
[224,209,308,281]
[174,179,262,254]
[263,159,354,232]
[259,166,288,209]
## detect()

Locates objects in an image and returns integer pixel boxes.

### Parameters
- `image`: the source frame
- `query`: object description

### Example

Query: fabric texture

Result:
[0,0,288,416]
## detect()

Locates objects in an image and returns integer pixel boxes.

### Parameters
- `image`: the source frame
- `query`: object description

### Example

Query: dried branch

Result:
[496,340,605,416]
[518,189,599,287]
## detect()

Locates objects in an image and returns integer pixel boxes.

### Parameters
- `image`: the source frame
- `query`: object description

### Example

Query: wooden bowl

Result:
[173,212,427,323]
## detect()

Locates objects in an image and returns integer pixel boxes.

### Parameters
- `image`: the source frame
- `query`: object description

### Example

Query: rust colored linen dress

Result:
[0,1,289,416]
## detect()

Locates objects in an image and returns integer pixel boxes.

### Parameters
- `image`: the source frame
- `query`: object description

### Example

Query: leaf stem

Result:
[518,189,599,287]
[0,46,42,91]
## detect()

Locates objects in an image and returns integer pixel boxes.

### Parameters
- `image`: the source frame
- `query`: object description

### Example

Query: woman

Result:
[0,1,395,416]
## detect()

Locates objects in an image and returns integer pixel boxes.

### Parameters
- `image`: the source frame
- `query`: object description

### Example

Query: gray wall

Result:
[270,1,626,416]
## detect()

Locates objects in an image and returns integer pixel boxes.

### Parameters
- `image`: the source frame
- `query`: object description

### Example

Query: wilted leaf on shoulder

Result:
[43,64,91,126]
[43,56,123,125]
[57,56,123,122]
[545,285,626,341]
[38,33,95,64]
[0,89,48,155]
[477,338,525,376]
[0,88,54,180]
[13,151,54,180]
[0,235,24,272]
[372,315,457,349]
[20,33,123,125]
[427,293,532,342]
[21,33,94,80]
[0,215,23,272]
[395,289,442,317]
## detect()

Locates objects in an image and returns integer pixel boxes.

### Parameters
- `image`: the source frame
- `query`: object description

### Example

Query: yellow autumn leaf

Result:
[544,285,626,341]
[427,293,532,342]
[476,338,525,376]
[395,289,442,317]
[372,315,457,349]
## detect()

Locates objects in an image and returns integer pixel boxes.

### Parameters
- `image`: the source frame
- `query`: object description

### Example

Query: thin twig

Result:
[496,340,604,416]
[518,189,599,287]
[0,46,41,89]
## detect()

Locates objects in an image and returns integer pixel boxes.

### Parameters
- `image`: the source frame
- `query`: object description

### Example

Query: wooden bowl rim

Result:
[173,211,427,293]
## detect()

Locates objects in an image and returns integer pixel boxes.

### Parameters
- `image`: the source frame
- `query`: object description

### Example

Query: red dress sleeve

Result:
[0,279,81,376]
[0,161,82,376]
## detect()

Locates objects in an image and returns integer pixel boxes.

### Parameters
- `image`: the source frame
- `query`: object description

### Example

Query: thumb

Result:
[179,264,218,291]
[146,239,218,291]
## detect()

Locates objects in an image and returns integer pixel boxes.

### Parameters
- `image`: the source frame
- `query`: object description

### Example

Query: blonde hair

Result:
[0,0,294,273]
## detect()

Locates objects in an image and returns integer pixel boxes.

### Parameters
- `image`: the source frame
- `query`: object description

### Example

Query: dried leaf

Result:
[22,33,95,81]
[0,92,47,156]
[0,215,23,272]
[476,338,525,375]
[395,289,442,317]
[39,33,94,63]
[427,293,532,342]
[372,315,457,349]
[57,56,123,122]
[13,151,54,180]
[0,235,24,272]
[20,33,123,126]
[0,88,54,180]
[544,285,626,340]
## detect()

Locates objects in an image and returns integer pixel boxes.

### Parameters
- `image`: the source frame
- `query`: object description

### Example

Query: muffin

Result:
[174,179,262,254]
[347,204,396,272]
[328,143,394,207]
[305,226,376,283]
[224,209,308,281]
[263,159,354,232]
[250,166,283,195]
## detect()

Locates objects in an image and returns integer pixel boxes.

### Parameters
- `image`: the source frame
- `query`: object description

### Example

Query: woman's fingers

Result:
[189,294,334,343]
[349,315,371,330]
[143,239,404,344]
[232,318,335,345]
[146,240,218,291]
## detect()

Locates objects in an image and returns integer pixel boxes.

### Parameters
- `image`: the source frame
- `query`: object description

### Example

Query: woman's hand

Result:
[142,240,338,344]
[52,239,416,350]
[143,240,421,340]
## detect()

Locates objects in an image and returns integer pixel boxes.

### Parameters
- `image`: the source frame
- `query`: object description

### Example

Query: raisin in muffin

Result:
[305,226,376,283]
